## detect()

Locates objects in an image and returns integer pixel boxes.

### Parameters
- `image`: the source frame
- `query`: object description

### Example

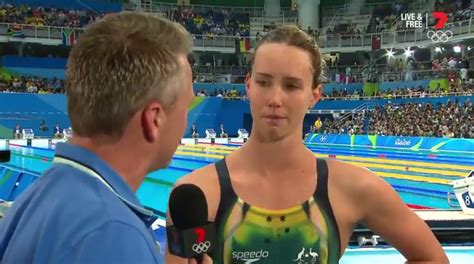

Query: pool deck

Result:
[417,210,474,221]
[351,210,474,247]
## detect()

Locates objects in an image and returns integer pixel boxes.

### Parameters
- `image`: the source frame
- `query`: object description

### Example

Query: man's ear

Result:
[141,101,165,143]
[245,72,252,98]
[310,84,323,108]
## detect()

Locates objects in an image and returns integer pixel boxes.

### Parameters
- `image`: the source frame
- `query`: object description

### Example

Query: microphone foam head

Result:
[0,150,11,163]
[169,184,208,229]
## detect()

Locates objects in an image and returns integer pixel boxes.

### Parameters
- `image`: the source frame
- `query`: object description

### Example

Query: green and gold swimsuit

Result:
[211,158,341,264]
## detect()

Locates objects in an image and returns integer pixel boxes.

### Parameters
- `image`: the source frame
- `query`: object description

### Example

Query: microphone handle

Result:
[195,255,203,264]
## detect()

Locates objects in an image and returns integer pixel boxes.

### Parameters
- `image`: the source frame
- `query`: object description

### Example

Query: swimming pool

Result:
[1,142,474,262]
[5,142,472,212]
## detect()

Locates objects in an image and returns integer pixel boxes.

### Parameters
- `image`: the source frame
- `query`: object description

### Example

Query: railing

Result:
[210,91,473,106]
[318,16,474,48]
[322,17,372,31]
[381,68,472,83]
[322,91,474,101]
[193,72,246,84]
[0,23,81,41]
[248,11,297,31]
[337,103,370,122]
[0,16,471,50]
[137,2,295,17]
[322,1,395,17]
[261,9,297,23]
[191,65,473,84]
[382,69,426,82]
[191,35,241,49]
[318,18,473,49]
[193,65,249,75]
[409,0,432,11]
[2,90,470,101]
[193,64,384,76]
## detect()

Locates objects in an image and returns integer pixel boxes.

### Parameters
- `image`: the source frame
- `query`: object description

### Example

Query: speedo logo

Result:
[232,250,270,263]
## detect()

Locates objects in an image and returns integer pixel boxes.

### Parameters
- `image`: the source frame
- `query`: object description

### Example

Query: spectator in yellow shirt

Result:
[314,117,322,132]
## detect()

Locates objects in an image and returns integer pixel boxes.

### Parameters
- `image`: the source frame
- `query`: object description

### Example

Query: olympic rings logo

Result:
[192,241,211,254]
[426,30,453,42]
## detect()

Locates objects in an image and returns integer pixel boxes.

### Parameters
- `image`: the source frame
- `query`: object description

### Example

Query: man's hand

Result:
[188,255,213,264]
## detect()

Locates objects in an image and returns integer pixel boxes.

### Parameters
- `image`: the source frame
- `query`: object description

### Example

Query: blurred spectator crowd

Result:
[323,83,473,101]
[0,76,64,94]
[195,87,245,99]
[319,99,473,138]
[0,3,103,27]
[0,3,252,39]
[165,6,250,38]
[434,0,472,22]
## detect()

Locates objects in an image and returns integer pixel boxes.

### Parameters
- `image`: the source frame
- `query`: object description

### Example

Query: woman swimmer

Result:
[167,25,448,264]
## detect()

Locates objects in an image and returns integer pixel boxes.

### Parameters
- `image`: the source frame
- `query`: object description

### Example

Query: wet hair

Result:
[251,25,327,88]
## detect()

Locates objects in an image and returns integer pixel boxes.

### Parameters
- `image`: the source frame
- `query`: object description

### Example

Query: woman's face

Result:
[246,43,321,142]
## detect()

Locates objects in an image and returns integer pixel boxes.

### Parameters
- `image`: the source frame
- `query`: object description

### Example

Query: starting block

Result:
[452,170,474,215]
[205,129,216,139]
[22,129,34,139]
[206,129,217,144]
[238,129,249,141]
[63,128,73,140]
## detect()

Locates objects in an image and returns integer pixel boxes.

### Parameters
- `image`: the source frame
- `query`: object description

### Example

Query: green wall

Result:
[428,79,450,92]
[363,82,379,96]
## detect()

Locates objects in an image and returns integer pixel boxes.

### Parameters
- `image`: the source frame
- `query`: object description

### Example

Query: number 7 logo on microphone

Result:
[192,227,211,254]
[194,227,206,243]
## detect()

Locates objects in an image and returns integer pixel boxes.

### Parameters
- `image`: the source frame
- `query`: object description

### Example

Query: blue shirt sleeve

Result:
[58,221,163,264]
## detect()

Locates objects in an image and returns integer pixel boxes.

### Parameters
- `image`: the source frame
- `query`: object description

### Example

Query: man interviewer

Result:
[0,12,211,264]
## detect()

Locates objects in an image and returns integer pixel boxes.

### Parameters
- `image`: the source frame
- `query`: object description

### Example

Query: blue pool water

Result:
[3,143,473,214]
[1,143,474,263]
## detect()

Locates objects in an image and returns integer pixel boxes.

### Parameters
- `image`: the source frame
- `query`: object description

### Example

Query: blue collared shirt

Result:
[0,143,164,263]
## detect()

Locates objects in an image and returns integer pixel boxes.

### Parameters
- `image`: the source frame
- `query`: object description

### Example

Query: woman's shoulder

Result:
[325,158,382,193]
[325,158,393,225]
